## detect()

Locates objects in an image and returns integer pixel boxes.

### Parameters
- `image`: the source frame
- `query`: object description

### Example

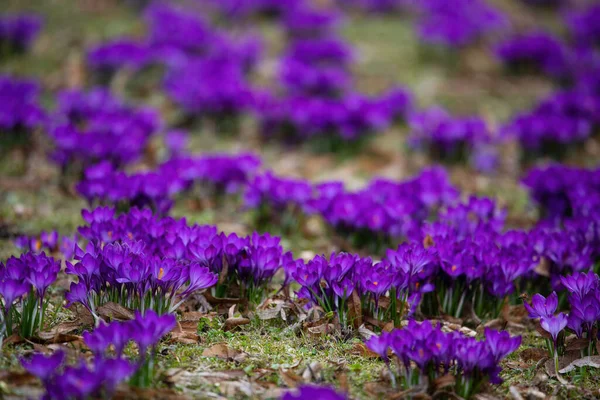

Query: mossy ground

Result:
[1,0,599,399]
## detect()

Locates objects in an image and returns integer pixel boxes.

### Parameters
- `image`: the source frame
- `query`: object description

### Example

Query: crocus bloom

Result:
[524,292,558,319]
[540,313,568,342]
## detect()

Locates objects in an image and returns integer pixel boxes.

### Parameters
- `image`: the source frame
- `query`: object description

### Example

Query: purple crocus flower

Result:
[560,271,599,300]
[83,321,132,357]
[21,351,65,382]
[281,385,347,400]
[540,313,568,342]
[0,14,42,55]
[484,328,522,363]
[0,278,30,311]
[524,292,558,319]
[131,310,176,353]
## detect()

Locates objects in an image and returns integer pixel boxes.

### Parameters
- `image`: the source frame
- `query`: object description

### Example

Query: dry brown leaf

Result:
[34,332,83,344]
[306,323,335,337]
[565,336,590,352]
[279,368,304,388]
[202,343,248,363]
[433,374,455,391]
[534,257,551,277]
[48,313,94,334]
[350,343,380,358]
[3,333,24,346]
[520,347,547,363]
[338,372,349,393]
[97,302,135,321]
[559,356,600,374]
[169,321,200,344]
[0,371,38,386]
[302,362,322,382]
[223,317,251,332]
[347,289,363,329]
[204,292,243,305]
[257,299,291,321]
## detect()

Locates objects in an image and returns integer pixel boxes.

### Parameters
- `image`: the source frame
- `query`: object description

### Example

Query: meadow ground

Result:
[1,0,599,399]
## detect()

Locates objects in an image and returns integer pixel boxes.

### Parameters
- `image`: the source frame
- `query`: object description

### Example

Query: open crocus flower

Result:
[524,292,558,319]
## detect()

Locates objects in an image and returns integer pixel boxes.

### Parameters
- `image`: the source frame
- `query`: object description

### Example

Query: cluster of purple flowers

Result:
[158,152,261,196]
[565,4,600,48]
[74,207,293,305]
[164,57,255,128]
[414,0,508,48]
[365,321,521,398]
[0,13,42,56]
[308,167,458,250]
[48,88,160,170]
[76,152,261,215]
[283,7,342,39]
[22,310,176,397]
[524,273,600,372]
[414,196,543,317]
[87,38,156,83]
[0,252,60,338]
[86,2,263,130]
[286,244,434,327]
[495,31,570,78]
[244,171,312,232]
[65,239,218,317]
[502,89,600,158]
[246,0,413,148]
[257,88,411,145]
[77,161,179,216]
[0,76,45,146]
[407,107,498,171]
[14,230,76,260]
[143,2,262,129]
[522,164,600,220]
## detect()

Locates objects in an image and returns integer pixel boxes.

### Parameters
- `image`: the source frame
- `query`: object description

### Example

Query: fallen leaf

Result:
[338,372,349,393]
[347,290,363,329]
[48,313,94,334]
[302,362,322,382]
[0,371,38,386]
[279,368,304,388]
[34,332,83,344]
[257,299,291,321]
[559,356,600,374]
[169,321,200,344]
[432,374,455,391]
[306,323,334,337]
[204,292,243,305]
[565,337,590,352]
[97,302,135,321]
[202,343,248,363]
[3,333,24,346]
[358,324,376,340]
[223,317,251,332]
[350,343,380,358]
[520,348,547,363]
